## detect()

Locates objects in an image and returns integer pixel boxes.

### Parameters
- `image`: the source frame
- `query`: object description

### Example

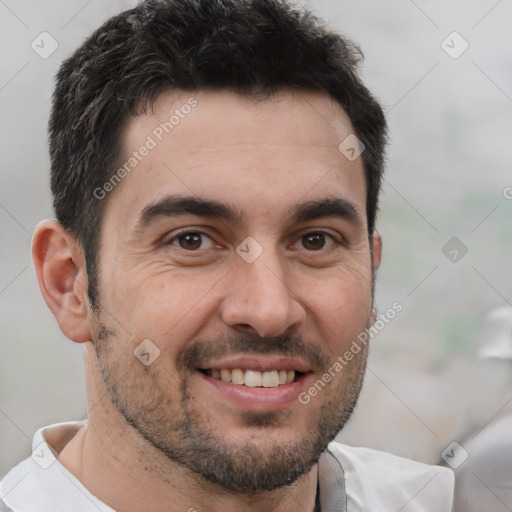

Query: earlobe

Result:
[32,220,92,343]
[372,230,382,271]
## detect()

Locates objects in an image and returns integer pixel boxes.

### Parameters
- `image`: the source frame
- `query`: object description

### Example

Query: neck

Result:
[57,343,319,512]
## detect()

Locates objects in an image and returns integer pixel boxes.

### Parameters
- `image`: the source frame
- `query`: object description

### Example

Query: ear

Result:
[372,230,382,272]
[32,220,92,343]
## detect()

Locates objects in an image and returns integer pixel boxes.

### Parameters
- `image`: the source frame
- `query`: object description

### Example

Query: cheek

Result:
[101,266,226,355]
[105,261,219,315]
[296,266,373,344]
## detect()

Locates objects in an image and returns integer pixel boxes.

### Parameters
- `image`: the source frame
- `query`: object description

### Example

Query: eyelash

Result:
[166,229,218,250]
[166,229,343,252]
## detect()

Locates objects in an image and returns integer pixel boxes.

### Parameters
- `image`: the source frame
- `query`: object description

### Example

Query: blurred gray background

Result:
[1,0,511,479]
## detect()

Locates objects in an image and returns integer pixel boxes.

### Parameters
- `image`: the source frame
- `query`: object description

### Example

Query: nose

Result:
[220,249,306,338]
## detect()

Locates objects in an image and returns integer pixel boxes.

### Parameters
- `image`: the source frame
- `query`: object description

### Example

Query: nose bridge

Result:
[249,254,289,305]
[221,242,304,337]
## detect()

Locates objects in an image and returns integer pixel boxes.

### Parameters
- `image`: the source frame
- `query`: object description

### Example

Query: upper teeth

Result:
[208,369,296,387]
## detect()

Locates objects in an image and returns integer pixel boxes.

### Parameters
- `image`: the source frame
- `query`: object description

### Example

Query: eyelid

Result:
[289,229,344,251]
[294,228,343,242]
[163,226,346,250]
[165,228,219,249]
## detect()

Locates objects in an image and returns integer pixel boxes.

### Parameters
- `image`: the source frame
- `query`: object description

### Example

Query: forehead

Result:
[104,89,367,229]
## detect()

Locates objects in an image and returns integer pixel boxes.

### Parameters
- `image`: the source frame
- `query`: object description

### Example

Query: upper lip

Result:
[197,356,312,373]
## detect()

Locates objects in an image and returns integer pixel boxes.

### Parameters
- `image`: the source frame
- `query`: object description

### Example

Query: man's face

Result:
[91,90,378,492]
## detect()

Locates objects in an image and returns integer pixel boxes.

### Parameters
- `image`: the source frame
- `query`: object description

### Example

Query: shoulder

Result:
[326,441,454,511]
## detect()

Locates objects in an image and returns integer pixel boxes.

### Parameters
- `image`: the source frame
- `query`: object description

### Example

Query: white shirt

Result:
[0,422,454,511]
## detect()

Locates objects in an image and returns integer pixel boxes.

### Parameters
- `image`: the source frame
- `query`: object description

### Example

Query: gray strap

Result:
[319,447,348,511]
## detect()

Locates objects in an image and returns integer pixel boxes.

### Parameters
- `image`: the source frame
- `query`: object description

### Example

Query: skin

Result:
[33,89,382,512]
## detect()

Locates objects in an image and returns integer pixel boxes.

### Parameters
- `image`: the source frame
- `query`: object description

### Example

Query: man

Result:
[0,0,454,510]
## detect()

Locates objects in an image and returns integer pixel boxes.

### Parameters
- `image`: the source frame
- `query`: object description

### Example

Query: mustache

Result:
[177,334,330,372]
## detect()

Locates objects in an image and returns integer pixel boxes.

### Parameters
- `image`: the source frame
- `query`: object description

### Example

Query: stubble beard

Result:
[93,324,369,493]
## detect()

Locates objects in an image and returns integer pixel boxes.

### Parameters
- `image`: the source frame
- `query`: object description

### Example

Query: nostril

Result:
[233,323,259,334]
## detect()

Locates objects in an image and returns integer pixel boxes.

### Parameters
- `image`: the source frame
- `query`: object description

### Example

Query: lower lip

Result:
[195,371,312,411]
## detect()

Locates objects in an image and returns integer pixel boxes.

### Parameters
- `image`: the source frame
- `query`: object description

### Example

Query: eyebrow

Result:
[136,194,363,229]
[289,197,362,227]
[137,195,242,227]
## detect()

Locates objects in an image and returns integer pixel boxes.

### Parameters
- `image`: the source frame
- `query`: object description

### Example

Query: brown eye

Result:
[293,231,338,252]
[178,233,203,250]
[302,232,327,250]
[169,232,215,251]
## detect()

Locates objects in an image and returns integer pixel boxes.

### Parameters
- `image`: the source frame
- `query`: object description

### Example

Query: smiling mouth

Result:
[198,368,305,388]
